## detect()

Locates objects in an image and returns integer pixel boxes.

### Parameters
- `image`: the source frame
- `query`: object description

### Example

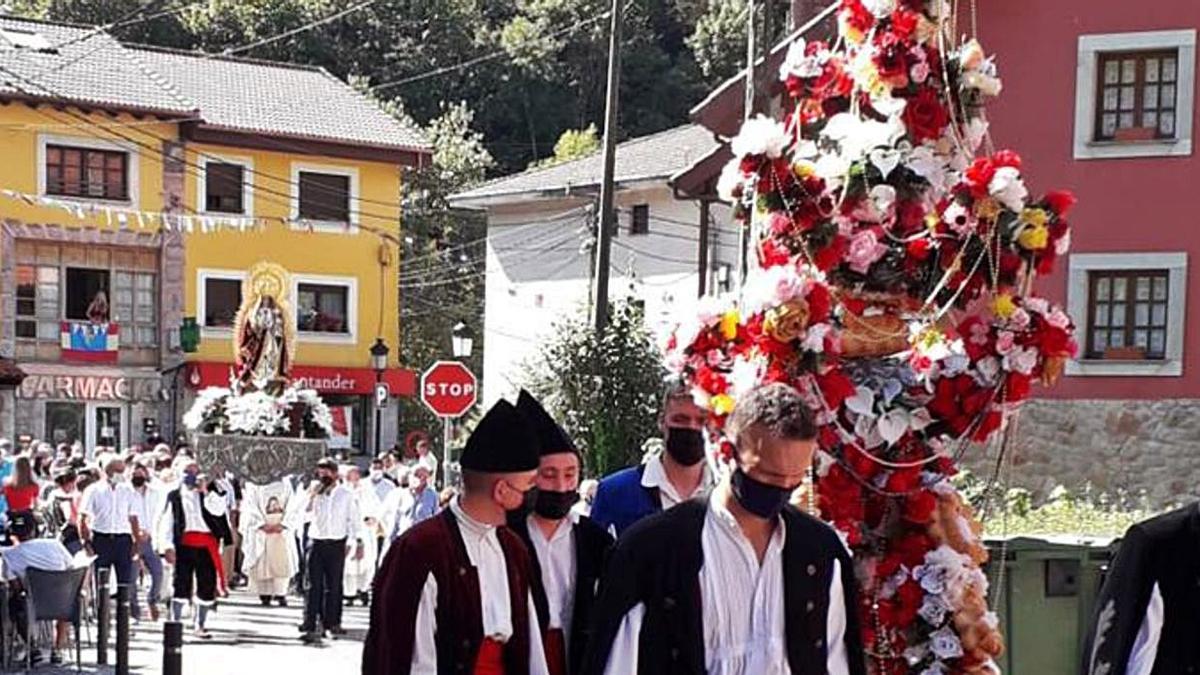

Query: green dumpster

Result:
[984,535,1117,674]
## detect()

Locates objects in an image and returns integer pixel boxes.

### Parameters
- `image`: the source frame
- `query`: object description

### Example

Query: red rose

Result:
[903,87,950,142]
[903,490,938,523]
[839,0,875,35]
[1005,372,1032,403]
[760,238,792,267]
[873,32,910,87]
[694,365,728,395]
[972,409,1004,441]
[1044,189,1077,217]
[811,59,853,100]
[906,238,932,261]
[890,9,919,39]
[816,369,856,411]
[992,149,1023,169]
[812,236,848,271]
[806,283,832,322]
[965,157,996,190]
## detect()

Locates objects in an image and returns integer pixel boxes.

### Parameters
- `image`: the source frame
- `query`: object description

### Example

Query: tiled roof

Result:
[0,16,428,153]
[0,16,195,115]
[452,124,718,203]
[132,46,428,152]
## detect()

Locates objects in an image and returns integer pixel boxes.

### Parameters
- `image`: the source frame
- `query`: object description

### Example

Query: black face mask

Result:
[131,476,147,488]
[665,427,706,466]
[533,489,579,520]
[319,474,336,487]
[730,468,795,520]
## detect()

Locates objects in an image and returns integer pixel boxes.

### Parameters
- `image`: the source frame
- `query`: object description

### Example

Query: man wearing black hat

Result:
[511,391,614,675]
[363,399,550,675]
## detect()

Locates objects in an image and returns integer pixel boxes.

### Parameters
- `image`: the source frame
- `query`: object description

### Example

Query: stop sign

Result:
[420,360,478,418]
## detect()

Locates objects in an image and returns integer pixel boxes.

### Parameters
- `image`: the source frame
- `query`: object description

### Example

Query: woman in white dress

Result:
[342,466,380,607]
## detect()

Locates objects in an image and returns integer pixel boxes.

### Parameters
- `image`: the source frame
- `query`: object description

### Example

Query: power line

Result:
[37,0,176,51]
[219,0,378,56]
[368,8,615,93]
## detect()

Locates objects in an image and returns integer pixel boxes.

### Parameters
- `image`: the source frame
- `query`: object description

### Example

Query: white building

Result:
[451,124,738,406]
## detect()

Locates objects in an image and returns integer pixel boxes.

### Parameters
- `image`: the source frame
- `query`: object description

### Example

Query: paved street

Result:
[33,590,370,674]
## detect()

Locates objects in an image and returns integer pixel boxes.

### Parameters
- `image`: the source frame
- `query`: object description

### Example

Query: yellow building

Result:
[0,16,429,455]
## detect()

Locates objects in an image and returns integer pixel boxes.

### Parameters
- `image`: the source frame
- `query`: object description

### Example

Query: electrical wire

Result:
[218,0,378,57]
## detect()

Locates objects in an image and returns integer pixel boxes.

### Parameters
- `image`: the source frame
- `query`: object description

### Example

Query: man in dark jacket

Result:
[512,391,615,675]
[583,383,866,675]
[1081,502,1200,674]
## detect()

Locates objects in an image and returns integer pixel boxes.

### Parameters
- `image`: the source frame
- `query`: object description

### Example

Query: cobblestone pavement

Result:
[22,589,370,674]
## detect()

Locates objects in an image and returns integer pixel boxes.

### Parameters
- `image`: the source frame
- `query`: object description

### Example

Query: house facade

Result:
[0,16,429,455]
[683,1,1200,505]
[451,125,737,406]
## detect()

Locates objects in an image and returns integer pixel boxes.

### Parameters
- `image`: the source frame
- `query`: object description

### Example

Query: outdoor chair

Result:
[23,566,88,672]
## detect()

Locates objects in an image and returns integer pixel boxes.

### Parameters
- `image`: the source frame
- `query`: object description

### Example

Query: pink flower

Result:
[1047,309,1071,329]
[969,321,989,346]
[994,330,1016,355]
[910,60,930,84]
[846,229,889,273]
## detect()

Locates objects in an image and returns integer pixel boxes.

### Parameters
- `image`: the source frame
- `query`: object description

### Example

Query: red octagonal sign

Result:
[421,360,478,418]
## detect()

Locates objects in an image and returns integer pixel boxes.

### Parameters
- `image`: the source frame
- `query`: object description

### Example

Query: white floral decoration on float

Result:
[183,379,334,437]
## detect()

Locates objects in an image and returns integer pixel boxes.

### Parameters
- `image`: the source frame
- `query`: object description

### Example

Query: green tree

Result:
[530,124,599,168]
[522,298,666,477]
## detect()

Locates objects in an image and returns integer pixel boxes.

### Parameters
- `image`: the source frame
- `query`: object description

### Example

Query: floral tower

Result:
[664,1,1078,673]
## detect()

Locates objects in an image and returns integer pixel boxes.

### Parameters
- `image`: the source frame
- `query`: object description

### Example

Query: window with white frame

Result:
[291,163,358,230]
[199,156,253,216]
[294,275,356,340]
[1074,30,1196,159]
[37,134,138,203]
[197,269,245,331]
[1067,252,1187,377]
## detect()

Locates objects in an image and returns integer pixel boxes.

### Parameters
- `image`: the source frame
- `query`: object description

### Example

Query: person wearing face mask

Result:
[378,463,438,562]
[78,455,142,599]
[589,380,714,537]
[583,383,866,675]
[363,399,551,675]
[368,457,397,502]
[156,459,232,639]
[128,462,165,621]
[295,457,359,644]
[509,391,614,675]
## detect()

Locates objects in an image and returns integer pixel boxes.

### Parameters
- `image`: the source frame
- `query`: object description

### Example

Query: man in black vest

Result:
[1081,502,1200,674]
[512,391,614,675]
[155,458,232,639]
[582,382,866,675]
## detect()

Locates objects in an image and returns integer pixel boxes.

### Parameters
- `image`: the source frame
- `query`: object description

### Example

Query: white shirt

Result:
[640,453,712,509]
[155,488,229,553]
[410,498,549,675]
[1126,583,1165,675]
[79,481,139,535]
[603,491,850,675]
[526,514,577,636]
[370,476,396,503]
[1,539,74,580]
[130,484,166,546]
[303,484,359,541]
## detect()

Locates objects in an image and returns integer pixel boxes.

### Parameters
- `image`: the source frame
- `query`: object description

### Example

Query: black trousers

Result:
[91,532,134,585]
[304,538,346,630]
[173,545,217,603]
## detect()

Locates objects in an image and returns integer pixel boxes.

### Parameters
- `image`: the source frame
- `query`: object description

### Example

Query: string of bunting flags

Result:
[0,189,390,238]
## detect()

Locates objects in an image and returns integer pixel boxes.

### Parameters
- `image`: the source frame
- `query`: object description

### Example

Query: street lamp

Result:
[451,322,474,359]
[369,338,389,456]
[444,322,474,486]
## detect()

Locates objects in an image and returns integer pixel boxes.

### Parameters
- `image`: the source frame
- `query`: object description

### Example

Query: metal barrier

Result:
[163,621,183,675]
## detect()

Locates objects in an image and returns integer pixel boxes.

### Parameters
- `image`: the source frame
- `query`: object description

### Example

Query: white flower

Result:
[801,322,831,353]
[779,38,824,80]
[906,145,949,192]
[1055,229,1072,255]
[728,355,764,399]
[1004,346,1038,375]
[717,159,746,203]
[929,627,964,660]
[862,0,896,18]
[731,114,791,159]
[1047,308,1071,329]
[740,265,811,316]
[943,201,976,235]
[987,166,1028,212]
[919,593,953,625]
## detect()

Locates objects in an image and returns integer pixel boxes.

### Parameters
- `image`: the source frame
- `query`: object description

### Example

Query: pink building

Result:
[681,2,1199,505]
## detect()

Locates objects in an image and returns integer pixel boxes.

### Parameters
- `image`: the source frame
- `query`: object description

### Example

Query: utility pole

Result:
[697,199,710,297]
[591,0,623,333]
[736,0,757,287]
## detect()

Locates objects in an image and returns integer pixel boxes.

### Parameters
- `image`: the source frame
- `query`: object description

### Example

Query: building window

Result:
[15,265,57,340]
[64,268,110,322]
[45,145,128,201]
[1094,50,1178,142]
[1074,30,1195,159]
[297,282,349,334]
[202,277,243,329]
[1067,252,1186,377]
[631,204,650,235]
[203,162,246,214]
[1085,270,1169,360]
[298,171,350,222]
[111,271,157,346]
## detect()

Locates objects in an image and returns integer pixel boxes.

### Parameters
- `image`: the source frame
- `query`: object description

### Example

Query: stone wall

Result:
[960,398,1200,509]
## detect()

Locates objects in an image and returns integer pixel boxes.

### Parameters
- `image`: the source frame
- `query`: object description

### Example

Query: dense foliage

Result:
[521,298,666,477]
[13,0,790,173]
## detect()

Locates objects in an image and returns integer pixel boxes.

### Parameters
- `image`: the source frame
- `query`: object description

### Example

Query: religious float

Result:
[183,262,332,483]
[664,2,1077,673]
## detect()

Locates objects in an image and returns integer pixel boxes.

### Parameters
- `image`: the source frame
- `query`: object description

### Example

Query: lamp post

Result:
[445,322,474,483]
[369,338,389,457]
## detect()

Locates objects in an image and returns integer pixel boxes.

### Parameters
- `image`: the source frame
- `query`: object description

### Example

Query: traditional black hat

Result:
[316,457,338,470]
[459,399,540,473]
[515,390,577,457]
